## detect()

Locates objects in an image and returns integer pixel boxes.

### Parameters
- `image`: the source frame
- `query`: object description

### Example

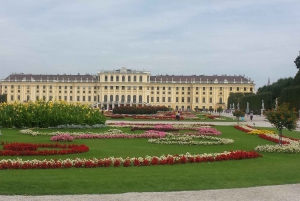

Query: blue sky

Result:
[1,0,299,90]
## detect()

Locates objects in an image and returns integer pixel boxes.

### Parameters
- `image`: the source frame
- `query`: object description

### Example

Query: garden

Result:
[0,101,300,195]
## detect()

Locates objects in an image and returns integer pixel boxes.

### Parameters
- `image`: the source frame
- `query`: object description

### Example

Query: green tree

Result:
[232,110,245,124]
[265,103,298,146]
[294,53,300,69]
[216,106,223,117]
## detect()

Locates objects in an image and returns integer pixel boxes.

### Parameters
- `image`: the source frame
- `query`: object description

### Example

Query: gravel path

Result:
[1,184,300,201]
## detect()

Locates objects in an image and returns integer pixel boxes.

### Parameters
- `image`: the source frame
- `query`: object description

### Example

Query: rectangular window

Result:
[176,87,179,90]
[151,97,154,102]
[237,87,240,91]
[230,87,232,91]
[202,97,205,103]
[168,87,171,90]
[188,87,190,90]
[139,86,142,90]
[83,96,86,101]
[168,97,171,102]
[210,87,212,90]
[187,97,190,102]
[220,87,222,90]
[116,86,119,89]
[244,87,247,91]
[110,86,113,89]
[203,87,205,90]
[209,97,212,103]
[196,87,198,90]
[196,97,199,102]
[77,96,80,101]
[157,87,159,90]
[122,86,125,90]
[162,97,165,102]
[156,97,159,102]
[88,96,91,101]
[70,96,73,101]
[182,87,184,90]
[163,87,165,90]
[176,97,179,102]
[182,97,184,102]
[104,86,108,89]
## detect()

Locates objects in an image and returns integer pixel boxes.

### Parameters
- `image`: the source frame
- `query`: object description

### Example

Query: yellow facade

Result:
[0,67,255,110]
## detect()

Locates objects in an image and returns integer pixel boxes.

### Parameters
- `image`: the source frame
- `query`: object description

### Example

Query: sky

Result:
[1,0,300,90]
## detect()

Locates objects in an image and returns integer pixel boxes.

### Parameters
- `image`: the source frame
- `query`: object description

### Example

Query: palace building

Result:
[0,67,255,110]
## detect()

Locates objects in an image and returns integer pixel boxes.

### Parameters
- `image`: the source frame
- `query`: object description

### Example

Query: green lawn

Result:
[0,126,300,195]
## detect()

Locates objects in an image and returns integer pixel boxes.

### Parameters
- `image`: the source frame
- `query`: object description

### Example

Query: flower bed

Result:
[0,142,89,156]
[148,134,234,145]
[0,150,262,170]
[107,122,215,129]
[51,130,167,141]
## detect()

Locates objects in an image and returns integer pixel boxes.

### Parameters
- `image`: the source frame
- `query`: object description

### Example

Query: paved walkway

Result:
[2,115,300,200]
[107,112,300,132]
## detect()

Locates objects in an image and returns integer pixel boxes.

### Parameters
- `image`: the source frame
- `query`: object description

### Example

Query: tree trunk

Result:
[279,129,282,146]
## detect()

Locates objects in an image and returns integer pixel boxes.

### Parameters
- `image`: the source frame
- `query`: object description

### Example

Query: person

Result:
[250,111,253,122]
[176,111,180,121]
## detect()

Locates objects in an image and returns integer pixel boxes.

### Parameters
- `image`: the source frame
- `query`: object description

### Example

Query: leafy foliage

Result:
[257,77,294,99]
[266,103,298,145]
[294,54,300,69]
[0,100,106,128]
[266,103,298,131]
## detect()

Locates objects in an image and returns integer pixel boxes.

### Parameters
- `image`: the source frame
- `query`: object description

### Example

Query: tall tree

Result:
[294,52,300,85]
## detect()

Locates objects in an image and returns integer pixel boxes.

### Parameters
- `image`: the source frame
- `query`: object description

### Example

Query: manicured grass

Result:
[0,126,300,195]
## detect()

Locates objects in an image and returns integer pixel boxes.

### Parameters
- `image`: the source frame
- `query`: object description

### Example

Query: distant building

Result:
[0,67,255,110]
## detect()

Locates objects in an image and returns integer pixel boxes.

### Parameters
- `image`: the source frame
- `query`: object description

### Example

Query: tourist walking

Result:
[176,111,180,121]
[250,111,253,122]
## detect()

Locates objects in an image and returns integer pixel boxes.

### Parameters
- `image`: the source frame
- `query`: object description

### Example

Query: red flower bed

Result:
[110,114,125,119]
[234,125,253,133]
[258,134,290,144]
[0,142,89,156]
[0,150,261,170]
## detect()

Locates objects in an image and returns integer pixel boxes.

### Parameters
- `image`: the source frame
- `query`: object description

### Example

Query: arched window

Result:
[105,76,108,81]
[139,95,142,103]
[104,95,108,102]
[139,76,142,82]
[110,95,113,101]
[219,97,222,104]
[122,76,125,82]
[127,95,131,102]
[27,95,30,101]
[128,76,131,82]
[134,76,136,82]
[116,76,119,82]
[110,76,114,81]
[116,95,119,101]
[133,95,136,103]
[147,95,149,103]
[121,95,125,101]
